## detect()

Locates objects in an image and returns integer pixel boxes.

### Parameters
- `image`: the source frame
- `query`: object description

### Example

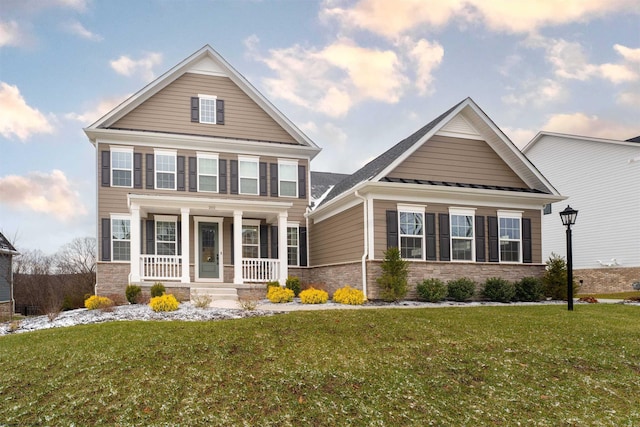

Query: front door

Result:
[198,222,220,279]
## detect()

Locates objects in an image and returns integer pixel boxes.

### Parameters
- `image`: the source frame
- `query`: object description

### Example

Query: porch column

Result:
[233,210,243,285]
[130,204,141,283]
[180,207,190,283]
[278,212,288,286]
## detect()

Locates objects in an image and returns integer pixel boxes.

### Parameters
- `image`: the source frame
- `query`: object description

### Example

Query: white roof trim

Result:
[522,131,640,153]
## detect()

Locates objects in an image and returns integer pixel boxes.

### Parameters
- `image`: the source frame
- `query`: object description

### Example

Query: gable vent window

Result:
[192,95,224,125]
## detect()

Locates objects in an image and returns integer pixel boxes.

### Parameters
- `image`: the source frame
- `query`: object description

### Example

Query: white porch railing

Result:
[242,258,280,282]
[141,255,182,280]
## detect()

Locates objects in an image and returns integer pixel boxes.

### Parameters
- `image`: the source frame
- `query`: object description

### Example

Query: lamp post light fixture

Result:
[559,205,578,311]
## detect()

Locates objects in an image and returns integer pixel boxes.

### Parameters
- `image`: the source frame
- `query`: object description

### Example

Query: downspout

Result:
[354,191,368,299]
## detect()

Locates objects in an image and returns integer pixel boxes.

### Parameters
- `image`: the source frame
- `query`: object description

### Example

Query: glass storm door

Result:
[199,222,219,279]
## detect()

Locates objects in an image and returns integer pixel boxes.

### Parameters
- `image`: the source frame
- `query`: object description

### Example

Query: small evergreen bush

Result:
[266,281,280,289]
[482,277,516,303]
[286,276,302,296]
[542,253,579,300]
[84,295,114,310]
[299,287,329,304]
[267,286,294,303]
[149,293,179,312]
[377,247,408,302]
[447,277,476,302]
[416,278,447,302]
[126,285,142,304]
[515,277,544,302]
[333,285,365,305]
[150,282,166,298]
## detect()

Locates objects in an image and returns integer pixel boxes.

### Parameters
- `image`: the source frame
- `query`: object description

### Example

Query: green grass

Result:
[578,291,640,300]
[1,305,639,426]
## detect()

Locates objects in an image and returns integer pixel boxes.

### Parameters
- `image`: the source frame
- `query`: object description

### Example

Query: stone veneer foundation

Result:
[574,267,640,294]
[0,301,13,319]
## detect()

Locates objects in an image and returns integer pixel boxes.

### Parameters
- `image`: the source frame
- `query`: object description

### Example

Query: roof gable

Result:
[0,232,17,254]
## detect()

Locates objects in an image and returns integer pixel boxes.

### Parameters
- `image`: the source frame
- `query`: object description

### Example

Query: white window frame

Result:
[110,214,131,262]
[154,149,177,190]
[278,159,298,198]
[241,219,261,259]
[449,208,476,262]
[238,156,259,195]
[197,152,219,193]
[287,223,299,266]
[110,146,133,188]
[498,210,523,263]
[198,94,217,124]
[155,215,177,256]
[398,205,426,260]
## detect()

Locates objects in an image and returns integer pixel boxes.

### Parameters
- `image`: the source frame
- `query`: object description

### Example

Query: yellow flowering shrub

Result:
[149,293,179,312]
[299,287,328,304]
[267,286,294,303]
[332,285,366,305]
[84,295,114,310]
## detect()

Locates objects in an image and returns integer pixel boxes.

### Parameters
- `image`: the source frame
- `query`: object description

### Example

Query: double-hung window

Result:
[239,156,259,195]
[111,215,131,261]
[279,160,298,198]
[242,221,260,258]
[450,208,475,261]
[111,147,133,187]
[199,95,217,124]
[198,153,218,192]
[287,225,299,266]
[399,206,425,259]
[155,216,177,256]
[498,211,522,262]
[155,150,176,190]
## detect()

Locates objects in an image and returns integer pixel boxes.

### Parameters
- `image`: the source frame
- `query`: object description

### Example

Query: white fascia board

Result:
[523,131,638,153]
[87,128,319,160]
[128,193,293,214]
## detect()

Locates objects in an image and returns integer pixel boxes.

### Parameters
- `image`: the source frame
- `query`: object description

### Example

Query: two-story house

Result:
[85,45,320,300]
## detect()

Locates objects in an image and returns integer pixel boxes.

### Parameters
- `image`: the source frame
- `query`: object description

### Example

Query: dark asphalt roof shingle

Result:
[0,232,17,253]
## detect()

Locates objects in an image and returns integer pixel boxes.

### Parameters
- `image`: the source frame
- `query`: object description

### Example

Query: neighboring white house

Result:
[523,132,640,293]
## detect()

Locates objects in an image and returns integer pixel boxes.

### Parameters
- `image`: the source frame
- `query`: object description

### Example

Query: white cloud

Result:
[617,89,640,107]
[0,20,24,47]
[110,52,163,81]
[502,78,566,107]
[541,112,639,140]
[3,0,88,13]
[0,82,54,140]
[0,170,87,222]
[614,44,640,63]
[403,38,444,95]
[64,20,103,41]
[503,126,537,148]
[65,95,129,125]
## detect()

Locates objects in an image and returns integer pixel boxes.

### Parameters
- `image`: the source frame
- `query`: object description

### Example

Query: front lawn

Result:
[1,305,639,425]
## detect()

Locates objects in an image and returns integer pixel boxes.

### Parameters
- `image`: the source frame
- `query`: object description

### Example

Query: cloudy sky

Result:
[1,0,639,254]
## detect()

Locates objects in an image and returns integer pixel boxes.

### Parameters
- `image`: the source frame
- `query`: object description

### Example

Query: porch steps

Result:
[191,286,239,303]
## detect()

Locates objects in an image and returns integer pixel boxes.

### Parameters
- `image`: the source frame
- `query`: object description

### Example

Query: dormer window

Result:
[191,95,224,125]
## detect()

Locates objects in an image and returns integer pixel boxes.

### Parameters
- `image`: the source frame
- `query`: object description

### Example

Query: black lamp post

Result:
[559,205,578,311]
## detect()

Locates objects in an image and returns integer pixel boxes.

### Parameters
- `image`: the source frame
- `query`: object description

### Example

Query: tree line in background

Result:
[12,237,96,315]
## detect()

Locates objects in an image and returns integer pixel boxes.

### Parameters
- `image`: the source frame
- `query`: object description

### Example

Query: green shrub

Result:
[447,277,476,302]
[266,281,280,289]
[149,293,179,312]
[333,286,366,305]
[416,278,447,302]
[377,247,408,302]
[299,287,329,304]
[286,276,301,296]
[515,277,544,302]
[150,282,166,298]
[482,277,515,303]
[126,285,142,304]
[267,286,294,303]
[542,253,579,300]
[84,295,114,310]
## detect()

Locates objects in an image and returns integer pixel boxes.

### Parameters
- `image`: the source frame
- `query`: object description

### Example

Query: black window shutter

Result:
[270,226,278,259]
[386,210,398,249]
[439,213,450,261]
[299,227,308,266]
[177,156,185,191]
[230,160,238,194]
[146,220,155,255]
[216,99,224,125]
[270,163,278,197]
[260,225,269,258]
[191,97,199,122]
[426,213,437,261]
[188,157,197,192]
[259,162,268,196]
[523,218,532,263]
[101,151,110,187]
[145,154,154,189]
[133,153,142,189]
[488,216,499,262]
[101,218,111,261]
[298,165,306,199]
[177,221,182,255]
[219,159,227,193]
[230,224,234,263]
[475,215,486,262]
